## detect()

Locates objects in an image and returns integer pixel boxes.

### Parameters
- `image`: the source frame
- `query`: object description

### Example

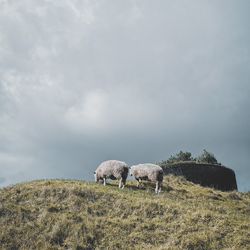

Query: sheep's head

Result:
[129,166,134,176]
[94,171,98,182]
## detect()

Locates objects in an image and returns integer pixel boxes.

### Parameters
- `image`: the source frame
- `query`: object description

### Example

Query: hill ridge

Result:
[0,176,249,249]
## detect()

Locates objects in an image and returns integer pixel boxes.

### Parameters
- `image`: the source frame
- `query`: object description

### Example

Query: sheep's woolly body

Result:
[95,160,129,188]
[130,163,163,193]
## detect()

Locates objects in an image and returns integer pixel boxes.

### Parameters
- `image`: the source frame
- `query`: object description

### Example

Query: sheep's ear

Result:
[94,171,96,174]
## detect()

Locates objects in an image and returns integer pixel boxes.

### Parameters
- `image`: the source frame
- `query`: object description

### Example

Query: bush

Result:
[166,151,194,164]
[196,149,219,164]
[158,149,221,166]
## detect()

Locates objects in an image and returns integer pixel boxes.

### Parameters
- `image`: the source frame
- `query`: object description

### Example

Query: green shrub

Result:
[159,151,194,165]
[196,149,219,164]
[158,149,221,166]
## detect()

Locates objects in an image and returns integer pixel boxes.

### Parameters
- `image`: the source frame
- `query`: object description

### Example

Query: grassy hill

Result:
[0,176,249,250]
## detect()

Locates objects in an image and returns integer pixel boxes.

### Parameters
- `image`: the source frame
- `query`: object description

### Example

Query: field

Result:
[0,176,249,249]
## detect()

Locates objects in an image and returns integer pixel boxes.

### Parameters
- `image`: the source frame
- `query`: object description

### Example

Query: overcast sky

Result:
[0,0,249,191]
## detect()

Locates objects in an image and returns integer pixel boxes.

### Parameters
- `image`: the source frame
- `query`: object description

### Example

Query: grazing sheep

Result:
[94,160,129,188]
[130,163,163,193]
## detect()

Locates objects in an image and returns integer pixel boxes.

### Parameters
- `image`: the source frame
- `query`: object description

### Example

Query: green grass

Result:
[0,176,249,250]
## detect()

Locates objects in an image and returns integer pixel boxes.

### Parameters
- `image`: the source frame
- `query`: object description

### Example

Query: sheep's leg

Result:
[137,180,140,187]
[119,178,122,189]
[138,178,143,188]
[155,181,159,194]
[136,178,140,187]
[136,178,142,188]
[158,181,162,193]
[103,178,106,186]
[121,178,126,189]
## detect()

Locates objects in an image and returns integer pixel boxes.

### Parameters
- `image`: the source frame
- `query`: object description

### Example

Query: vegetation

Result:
[161,151,194,164]
[0,177,249,249]
[196,149,220,165]
[159,150,220,165]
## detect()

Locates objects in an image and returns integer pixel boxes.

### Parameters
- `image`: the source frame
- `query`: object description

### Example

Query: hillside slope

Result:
[0,176,249,250]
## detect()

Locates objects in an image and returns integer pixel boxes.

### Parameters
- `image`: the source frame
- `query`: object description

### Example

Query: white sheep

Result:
[94,160,129,188]
[130,163,163,193]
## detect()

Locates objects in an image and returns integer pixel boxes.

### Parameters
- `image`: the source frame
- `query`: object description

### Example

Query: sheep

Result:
[130,163,164,193]
[94,160,129,188]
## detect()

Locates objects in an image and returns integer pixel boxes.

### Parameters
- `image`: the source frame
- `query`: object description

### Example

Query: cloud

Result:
[0,0,249,190]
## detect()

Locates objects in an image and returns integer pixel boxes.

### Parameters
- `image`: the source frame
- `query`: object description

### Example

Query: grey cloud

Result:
[0,0,249,191]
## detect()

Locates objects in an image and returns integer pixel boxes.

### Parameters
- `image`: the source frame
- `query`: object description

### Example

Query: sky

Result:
[0,0,249,191]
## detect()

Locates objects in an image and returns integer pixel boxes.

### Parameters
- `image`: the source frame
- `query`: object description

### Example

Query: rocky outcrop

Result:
[160,162,237,191]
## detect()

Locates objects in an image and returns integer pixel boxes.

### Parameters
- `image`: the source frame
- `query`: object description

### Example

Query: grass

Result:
[0,176,249,250]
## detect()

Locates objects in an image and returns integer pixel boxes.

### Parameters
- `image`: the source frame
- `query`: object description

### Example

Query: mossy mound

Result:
[0,176,249,249]
[160,162,238,191]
